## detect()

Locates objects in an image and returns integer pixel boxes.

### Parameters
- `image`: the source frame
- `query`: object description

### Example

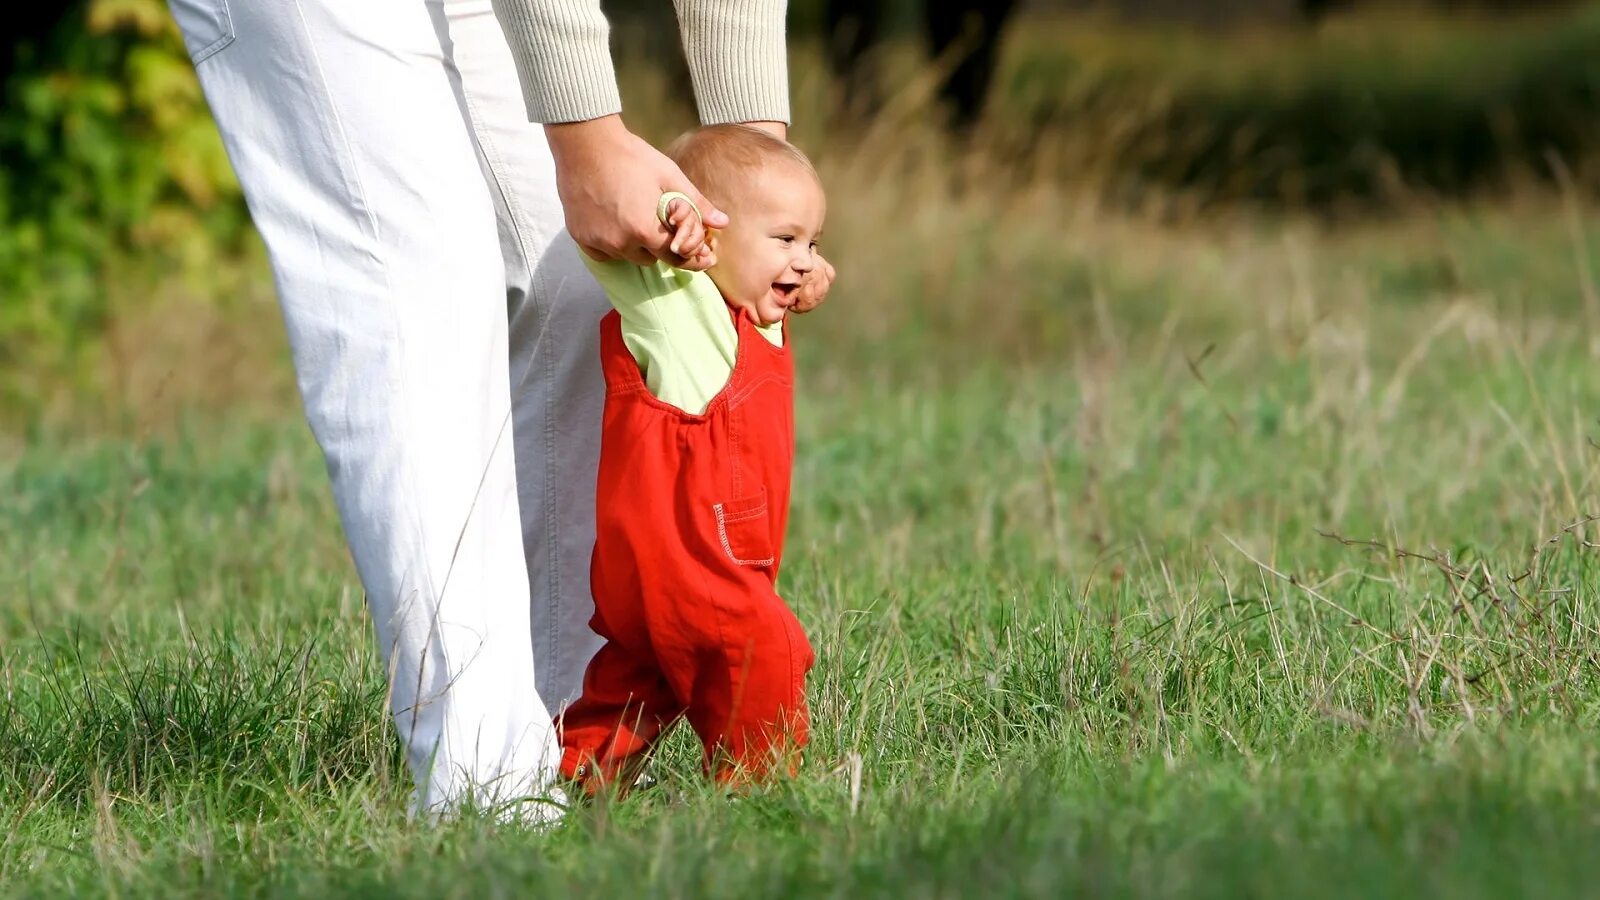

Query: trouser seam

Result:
[458,76,565,690]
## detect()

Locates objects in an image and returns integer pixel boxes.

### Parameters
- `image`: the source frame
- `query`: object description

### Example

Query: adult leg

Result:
[167,0,558,815]
[431,0,610,717]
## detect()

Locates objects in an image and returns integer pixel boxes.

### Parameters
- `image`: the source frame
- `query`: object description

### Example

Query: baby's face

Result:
[707,164,827,327]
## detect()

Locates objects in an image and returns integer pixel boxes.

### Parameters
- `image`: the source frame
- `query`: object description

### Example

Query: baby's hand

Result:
[791,252,836,314]
[657,192,713,268]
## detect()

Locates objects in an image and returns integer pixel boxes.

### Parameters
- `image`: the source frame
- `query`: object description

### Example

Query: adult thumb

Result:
[683,184,728,229]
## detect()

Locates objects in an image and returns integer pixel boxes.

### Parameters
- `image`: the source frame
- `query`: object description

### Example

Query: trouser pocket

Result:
[713,487,773,567]
[166,0,235,63]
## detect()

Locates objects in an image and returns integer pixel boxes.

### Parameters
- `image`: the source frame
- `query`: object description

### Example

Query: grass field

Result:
[7,127,1600,895]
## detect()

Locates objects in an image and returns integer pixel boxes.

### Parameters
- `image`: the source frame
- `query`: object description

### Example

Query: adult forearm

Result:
[674,0,790,126]
[491,0,622,123]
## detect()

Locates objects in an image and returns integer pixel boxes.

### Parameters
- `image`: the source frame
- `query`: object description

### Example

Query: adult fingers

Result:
[577,241,611,262]
[648,163,725,267]
[661,179,726,232]
[682,186,728,230]
[576,234,658,267]
[626,213,701,269]
[620,244,659,267]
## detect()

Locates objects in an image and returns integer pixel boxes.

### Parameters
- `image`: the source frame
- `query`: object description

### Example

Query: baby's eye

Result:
[776,235,795,245]
[808,241,819,252]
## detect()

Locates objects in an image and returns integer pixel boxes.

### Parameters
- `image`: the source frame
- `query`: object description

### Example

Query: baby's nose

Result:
[791,254,815,274]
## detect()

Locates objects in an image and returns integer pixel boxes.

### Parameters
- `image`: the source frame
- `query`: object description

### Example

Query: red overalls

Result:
[556,307,814,789]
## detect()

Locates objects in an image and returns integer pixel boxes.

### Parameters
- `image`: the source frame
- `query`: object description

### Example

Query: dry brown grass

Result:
[19,10,1600,437]
[31,150,1598,441]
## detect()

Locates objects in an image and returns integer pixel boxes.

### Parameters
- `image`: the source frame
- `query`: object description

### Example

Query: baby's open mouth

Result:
[771,282,799,305]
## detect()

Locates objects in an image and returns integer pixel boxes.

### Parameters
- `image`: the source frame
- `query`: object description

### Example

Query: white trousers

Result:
[166,0,609,814]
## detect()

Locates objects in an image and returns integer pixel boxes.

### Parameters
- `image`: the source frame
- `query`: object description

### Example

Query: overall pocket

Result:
[167,0,235,63]
[713,488,773,567]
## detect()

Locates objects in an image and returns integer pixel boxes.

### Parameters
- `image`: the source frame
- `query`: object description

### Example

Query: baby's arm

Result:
[580,195,739,414]
[659,193,710,265]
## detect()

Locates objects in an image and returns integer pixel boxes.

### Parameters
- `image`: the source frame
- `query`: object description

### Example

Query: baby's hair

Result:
[665,124,820,209]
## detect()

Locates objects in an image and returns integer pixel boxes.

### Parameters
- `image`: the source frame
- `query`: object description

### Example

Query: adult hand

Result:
[545,114,727,270]
[791,253,835,315]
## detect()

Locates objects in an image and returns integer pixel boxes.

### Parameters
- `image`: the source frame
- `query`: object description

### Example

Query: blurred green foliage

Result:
[0,0,244,399]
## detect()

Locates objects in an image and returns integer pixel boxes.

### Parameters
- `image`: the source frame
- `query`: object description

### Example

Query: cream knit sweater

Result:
[491,0,789,126]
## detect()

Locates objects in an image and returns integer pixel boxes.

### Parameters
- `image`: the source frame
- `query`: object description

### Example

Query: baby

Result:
[556,124,828,793]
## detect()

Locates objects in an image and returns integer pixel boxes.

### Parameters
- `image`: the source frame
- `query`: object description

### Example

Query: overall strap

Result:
[596,310,646,394]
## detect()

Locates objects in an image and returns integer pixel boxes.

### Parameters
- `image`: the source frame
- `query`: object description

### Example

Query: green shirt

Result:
[583,257,784,415]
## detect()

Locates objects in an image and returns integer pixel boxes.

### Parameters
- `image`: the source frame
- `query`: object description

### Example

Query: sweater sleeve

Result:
[490,0,622,124]
[674,0,791,125]
[491,0,790,126]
